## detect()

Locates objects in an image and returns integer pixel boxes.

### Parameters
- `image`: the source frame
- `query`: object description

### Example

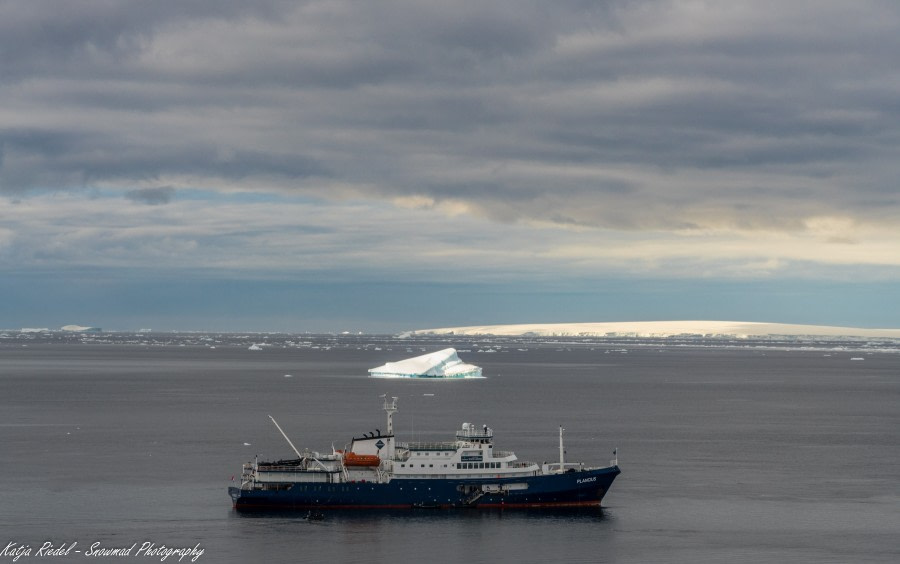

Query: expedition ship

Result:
[228,397,620,510]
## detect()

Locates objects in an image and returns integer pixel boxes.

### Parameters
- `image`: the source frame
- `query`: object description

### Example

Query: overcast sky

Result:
[2,0,899,332]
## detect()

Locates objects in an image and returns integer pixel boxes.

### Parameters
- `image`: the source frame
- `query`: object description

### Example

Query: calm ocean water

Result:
[1,336,898,563]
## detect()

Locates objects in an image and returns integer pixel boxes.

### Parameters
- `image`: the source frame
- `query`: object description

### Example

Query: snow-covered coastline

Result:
[410,321,900,339]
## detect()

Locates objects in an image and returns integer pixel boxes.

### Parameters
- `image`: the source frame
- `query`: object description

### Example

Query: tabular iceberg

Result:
[368,348,483,379]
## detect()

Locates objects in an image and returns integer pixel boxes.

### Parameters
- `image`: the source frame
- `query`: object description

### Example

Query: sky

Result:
[1,0,899,332]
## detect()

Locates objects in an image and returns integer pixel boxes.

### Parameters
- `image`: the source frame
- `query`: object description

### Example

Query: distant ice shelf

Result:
[408,321,900,340]
[368,348,483,379]
[61,325,102,332]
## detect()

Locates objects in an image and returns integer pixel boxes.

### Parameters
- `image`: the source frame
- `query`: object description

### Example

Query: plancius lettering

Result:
[576,476,597,484]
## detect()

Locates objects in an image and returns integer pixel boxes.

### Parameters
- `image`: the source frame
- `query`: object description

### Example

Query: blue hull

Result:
[230,466,619,510]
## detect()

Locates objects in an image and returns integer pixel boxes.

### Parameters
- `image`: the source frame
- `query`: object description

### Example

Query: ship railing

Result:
[240,463,255,488]
[374,464,388,483]
[257,464,337,472]
[398,441,459,451]
[493,450,515,458]
[455,431,493,440]
[493,460,539,476]
[542,462,585,474]
[257,464,303,471]
[508,461,535,467]
[507,461,540,474]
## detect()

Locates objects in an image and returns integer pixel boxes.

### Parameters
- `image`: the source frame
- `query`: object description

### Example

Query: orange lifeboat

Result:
[342,452,381,467]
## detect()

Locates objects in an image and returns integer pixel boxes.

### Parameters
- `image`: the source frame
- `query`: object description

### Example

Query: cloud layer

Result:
[2,0,899,286]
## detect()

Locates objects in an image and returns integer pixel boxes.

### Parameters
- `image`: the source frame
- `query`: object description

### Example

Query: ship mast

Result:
[383,395,398,434]
[383,395,398,459]
[559,425,565,473]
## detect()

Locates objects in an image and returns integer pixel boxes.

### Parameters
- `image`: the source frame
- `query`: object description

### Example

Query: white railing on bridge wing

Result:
[399,441,459,451]
[456,423,493,440]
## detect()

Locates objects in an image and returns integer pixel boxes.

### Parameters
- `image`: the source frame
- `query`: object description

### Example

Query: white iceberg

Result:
[368,348,483,379]
[61,325,102,332]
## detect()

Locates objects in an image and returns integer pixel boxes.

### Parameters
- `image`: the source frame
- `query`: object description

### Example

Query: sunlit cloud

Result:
[3,192,898,284]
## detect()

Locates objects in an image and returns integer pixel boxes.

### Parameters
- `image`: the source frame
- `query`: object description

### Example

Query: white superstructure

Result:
[388,421,545,479]
[239,397,587,489]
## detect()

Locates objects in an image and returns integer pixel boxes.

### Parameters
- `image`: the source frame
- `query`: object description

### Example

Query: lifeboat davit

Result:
[342,452,381,467]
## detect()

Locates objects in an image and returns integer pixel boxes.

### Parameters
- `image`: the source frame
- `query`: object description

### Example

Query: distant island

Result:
[408,321,900,339]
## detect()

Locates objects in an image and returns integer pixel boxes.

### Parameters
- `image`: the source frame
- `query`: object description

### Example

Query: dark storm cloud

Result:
[2,0,899,232]
[0,1,290,78]
[125,186,175,205]
[0,126,328,193]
